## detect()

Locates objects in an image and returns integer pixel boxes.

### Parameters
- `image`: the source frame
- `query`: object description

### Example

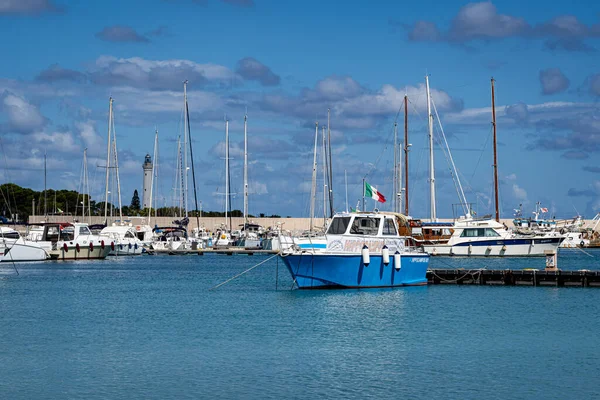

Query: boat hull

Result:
[281,253,429,289]
[423,237,563,256]
[49,245,112,260]
[0,241,49,262]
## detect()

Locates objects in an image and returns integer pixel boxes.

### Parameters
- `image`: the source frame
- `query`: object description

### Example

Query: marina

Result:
[2,252,600,399]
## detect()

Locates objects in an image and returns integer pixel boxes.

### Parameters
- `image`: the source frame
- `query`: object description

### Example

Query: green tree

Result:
[130,190,141,211]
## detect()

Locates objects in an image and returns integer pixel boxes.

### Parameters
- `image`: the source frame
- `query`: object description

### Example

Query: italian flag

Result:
[364,181,386,203]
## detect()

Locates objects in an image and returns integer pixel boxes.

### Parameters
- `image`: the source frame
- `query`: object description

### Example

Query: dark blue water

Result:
[1,250,600,399]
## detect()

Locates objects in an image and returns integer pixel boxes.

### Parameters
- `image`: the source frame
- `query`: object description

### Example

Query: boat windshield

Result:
[327,217,351,234]
[382,218,397,235]
[350,217,380,236]
[78,226,91,236]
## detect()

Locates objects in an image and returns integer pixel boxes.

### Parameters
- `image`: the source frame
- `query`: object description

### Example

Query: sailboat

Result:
[418,79,564,256]
[96,98,144,255]
[149,81,203,254]
[214,118,234,248]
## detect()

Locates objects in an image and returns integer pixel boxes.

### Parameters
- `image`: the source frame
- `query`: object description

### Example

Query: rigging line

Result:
[363,99,406,180]
[209,253,280,290]
[469,124,494,187]
[0,138,17,219]
[431,97,469,215]
[185,101,201,231]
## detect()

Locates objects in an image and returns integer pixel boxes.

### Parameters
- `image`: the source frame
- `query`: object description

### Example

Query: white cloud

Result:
[512,183,528,201]
[1,92,47,134]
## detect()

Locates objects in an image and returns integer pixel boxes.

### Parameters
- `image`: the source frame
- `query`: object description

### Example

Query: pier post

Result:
[544,250,557,271]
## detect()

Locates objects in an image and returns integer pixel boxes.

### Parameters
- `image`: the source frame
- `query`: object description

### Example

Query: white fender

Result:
[382,245,390,265]
[361,245,370,266]
[394,251,401,271]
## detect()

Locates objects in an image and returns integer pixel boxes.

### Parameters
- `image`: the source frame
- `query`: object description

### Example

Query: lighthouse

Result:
[142,154,153,209]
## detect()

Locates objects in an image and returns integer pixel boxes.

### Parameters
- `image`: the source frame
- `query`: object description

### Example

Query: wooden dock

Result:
[427,269,600,287]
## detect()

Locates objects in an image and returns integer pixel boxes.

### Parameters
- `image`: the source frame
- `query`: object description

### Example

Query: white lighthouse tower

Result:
[142,154,153,209]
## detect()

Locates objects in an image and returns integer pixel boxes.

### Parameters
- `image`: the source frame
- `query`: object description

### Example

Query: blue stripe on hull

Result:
[297,243,327,249]
[281,254,429,289]
[452,237,563,247]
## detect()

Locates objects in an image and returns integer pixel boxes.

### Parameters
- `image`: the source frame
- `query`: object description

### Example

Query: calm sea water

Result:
[1,250,600,399]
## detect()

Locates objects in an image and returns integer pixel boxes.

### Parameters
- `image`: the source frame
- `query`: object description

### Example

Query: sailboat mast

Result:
[393,121,398,213]
[104,97,113,222]
[425,75,437,220]
[491,77,500,222]
[327,108,334,217]
[44,151,47,218]
[176,136,183,216]
[183,80,189,218]
[322,126,327,228]
[225,119,229,230]
[84,148,91,223]
[404,95,409,216]
[243,114,248,228]
[397,129,402,214]
[309,122,318,232]
[111,116,123,221]
[186,98,200,232]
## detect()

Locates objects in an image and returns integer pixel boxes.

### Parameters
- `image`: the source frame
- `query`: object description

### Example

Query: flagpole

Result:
[362,178,365,212]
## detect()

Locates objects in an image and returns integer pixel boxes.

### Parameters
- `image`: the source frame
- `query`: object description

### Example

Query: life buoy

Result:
[136,225,141,231]
[221,234,227,239]
[101,240,105,249]
[75,243,80,253]
[63,243,68,252]
[89,242,94,252]
[580,241,585,247]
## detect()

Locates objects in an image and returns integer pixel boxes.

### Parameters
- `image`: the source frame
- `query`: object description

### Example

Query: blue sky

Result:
[1,0,599,219]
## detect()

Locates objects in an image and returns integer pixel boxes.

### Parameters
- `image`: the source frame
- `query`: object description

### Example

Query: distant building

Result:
[142,154,153,208]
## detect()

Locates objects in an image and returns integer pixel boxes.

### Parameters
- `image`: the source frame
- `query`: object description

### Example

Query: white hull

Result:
[424,240,562,257]
[262,235,295,251]
[559,232,588,248]
[0,240,49,262]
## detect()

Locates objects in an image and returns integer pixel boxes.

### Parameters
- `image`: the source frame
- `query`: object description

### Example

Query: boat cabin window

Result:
[327,217,351,235]
[0,231,20,240]
[382,218,397,235]
[78,226,91,236]
[350,217,380,236]
[460,228,500,238]
[125,231,135,238]
[61,227,75,241]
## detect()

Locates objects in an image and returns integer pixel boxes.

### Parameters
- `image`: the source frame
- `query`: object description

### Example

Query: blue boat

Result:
[280,212,430,289]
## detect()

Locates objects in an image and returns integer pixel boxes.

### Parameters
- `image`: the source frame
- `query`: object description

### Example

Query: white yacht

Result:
[100,225,144,255]
[32,223,113,260]
[0,226,49,262]
[422,217,564,257]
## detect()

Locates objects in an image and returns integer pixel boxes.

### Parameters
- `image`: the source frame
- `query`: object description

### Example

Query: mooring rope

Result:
[429,268,485,283]
[209,253,279,291]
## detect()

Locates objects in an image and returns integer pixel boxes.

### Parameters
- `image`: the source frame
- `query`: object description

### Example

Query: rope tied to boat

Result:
[209,253,280,291]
